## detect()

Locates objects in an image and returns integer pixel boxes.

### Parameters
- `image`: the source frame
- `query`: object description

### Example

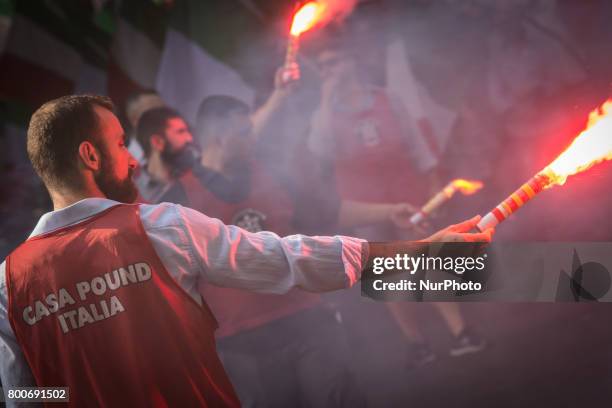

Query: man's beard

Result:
[161,142,200,177]
[95,152,139,203]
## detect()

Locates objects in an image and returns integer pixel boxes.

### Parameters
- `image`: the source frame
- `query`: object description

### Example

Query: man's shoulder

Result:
[138,202,184,230]
[138,201,210,231]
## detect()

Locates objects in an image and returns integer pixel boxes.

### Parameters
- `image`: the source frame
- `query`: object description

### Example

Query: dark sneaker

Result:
[449,328,487,357]
[407,342,437,368]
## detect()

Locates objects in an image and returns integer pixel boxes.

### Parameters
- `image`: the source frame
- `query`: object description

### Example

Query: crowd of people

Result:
[116,2,612,404]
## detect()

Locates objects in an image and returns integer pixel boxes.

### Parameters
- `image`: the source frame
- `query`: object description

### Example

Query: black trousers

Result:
[217,306,365,408]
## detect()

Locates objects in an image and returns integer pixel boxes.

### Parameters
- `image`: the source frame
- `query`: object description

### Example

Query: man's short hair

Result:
[120,89,162,133]
[196,95,250,129]
[136,107,182,157]
[27,94,114,190]
[125,89,159,112]
[195,96,250,146]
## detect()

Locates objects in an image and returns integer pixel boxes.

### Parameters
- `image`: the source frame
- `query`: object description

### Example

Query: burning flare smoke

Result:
[283,0,357,81]
[477,99,612,231]
[289,0,357,36]
[410,179,484,225]
[546,100,612,185]
[290,2,325,36]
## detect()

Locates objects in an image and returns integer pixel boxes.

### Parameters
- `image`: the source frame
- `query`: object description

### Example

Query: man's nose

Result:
[128,152,138,169]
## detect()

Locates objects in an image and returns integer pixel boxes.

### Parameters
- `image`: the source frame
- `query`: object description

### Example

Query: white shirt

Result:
[0,198,365,401]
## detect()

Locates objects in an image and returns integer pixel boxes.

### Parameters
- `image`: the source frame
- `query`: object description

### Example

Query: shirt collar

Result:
[29,198,121,238]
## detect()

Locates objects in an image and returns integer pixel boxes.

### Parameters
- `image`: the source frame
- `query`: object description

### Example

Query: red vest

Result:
[6,204,239,407]
[179,164,320,338]
[181,164,294,236]
[333,89,427,204]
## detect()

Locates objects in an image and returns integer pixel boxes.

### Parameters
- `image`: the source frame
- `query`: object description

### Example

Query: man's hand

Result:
[388,203,428,234]
[388,203,418,226]
[425,215,494,243]
[276,63,300,94]
[250,64,299,138]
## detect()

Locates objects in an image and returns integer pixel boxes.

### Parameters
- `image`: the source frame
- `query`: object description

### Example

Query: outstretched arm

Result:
[178,203,493,294]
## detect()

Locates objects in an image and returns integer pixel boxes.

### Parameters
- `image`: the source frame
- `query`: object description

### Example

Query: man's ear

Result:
[150,134,166,152]
[78,141,102,171]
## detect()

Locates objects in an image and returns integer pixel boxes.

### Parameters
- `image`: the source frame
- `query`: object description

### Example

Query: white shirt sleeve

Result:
[174,204,365,294]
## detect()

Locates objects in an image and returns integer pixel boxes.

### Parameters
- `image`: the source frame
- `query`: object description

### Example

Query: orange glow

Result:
[450,179,484,195]
[290,2,325,36]
[546,99,612,185]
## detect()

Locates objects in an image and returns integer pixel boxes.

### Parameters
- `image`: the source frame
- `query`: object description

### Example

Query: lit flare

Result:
[477,99,612,231]
[290,2,325,36]
[410,179,484,225]
[283,2,327,82]
[547,100,612,185]
[450,179,484,195]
